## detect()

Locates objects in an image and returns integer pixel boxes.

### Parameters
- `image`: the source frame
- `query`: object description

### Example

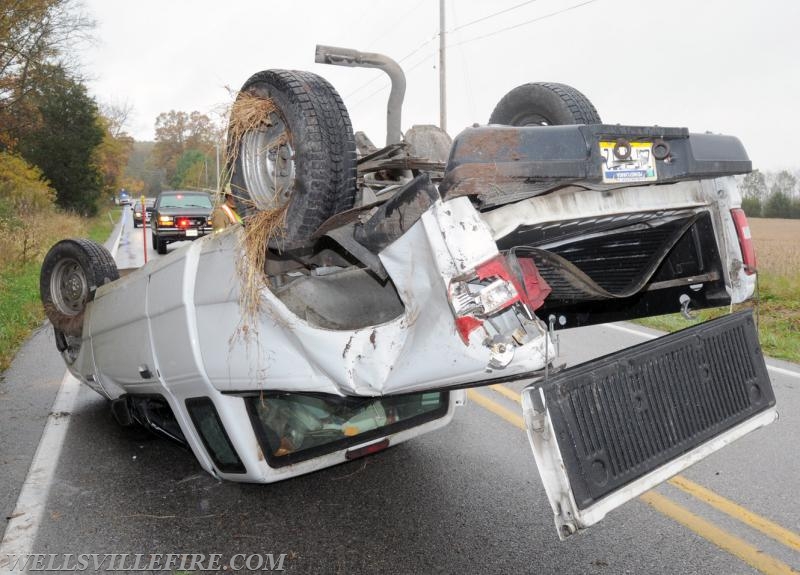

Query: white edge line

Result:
[763,364,800,379]
[605,322,800,379]
[0,373,82,569]
[0,216,125,571]
[605,322,658,340]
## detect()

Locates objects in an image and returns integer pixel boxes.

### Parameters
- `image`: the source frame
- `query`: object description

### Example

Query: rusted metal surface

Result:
[454,126,522,160]
[357,142,406,165]
[359,157,446,174]
[439,126,538,199]
[356,142,445,174]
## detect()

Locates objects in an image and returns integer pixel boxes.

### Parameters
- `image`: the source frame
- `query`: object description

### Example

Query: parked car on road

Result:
[150,190,213,254]
[39,48,775,540]
[132,198,155,228]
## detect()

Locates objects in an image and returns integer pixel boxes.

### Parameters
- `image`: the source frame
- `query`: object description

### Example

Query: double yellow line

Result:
[467,386,800,575]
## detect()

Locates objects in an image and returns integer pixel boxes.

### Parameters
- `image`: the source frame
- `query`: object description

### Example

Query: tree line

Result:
[739,169,800,219]
[1,0,134,218]
[128,110,225,197]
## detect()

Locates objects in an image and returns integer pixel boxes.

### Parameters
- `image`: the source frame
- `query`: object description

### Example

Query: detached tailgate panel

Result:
[526,310,776,537]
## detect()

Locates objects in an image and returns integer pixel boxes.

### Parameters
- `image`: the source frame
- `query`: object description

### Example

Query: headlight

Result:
[158,215,173,223]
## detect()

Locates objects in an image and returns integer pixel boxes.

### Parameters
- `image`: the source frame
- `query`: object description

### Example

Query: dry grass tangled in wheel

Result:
[237,205,288,328]
[224,91,290,334]
[226,91,276,174]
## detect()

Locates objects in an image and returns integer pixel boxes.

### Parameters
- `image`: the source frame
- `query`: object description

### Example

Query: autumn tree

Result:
[94,112,134,201]
[173,149,207,189]
[100,100,133,138]
[0,0,93,148]
[0,151,55,219]
[152,110,221,189]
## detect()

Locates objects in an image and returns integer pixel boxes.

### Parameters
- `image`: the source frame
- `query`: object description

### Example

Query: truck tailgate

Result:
[522,310,776,538]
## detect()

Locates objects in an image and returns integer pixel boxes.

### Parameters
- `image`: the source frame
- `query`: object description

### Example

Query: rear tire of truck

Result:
[156,237,167,255]
[40,239,119,337]
[489,82,601,126]
[227,69,357,246]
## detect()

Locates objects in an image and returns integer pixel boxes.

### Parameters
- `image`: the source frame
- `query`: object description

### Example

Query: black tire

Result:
[489,82,601,126]
[40,239,119,337]
[151,232,157,246]
[133,221,139,228]
[156,237,167,255]
[228,69,357,245]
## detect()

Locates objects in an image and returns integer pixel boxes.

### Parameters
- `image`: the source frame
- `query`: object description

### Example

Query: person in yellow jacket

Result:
[212,190,242,232]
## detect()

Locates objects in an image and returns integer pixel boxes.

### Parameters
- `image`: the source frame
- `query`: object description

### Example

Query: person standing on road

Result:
[212,189,242,232]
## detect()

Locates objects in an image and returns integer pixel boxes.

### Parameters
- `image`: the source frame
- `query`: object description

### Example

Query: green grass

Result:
[0,206,121,372]
[636,272,800,363]
[88,206,120,244]
[0,261,44,371]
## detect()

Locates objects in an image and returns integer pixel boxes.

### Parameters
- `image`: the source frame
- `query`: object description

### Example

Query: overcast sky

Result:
[79,0,799,172]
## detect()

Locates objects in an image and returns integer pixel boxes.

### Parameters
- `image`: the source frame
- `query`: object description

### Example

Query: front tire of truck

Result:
[156,237,167,255]
[40,239,119,337]
[489,82,601,126]
[228,69,357,246]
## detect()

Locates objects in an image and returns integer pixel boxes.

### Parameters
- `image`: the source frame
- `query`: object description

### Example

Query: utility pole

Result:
[215,142,221,191]
[439,0,447,133]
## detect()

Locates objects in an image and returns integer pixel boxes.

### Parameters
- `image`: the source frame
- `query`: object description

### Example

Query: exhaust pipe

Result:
[315,45,405,146]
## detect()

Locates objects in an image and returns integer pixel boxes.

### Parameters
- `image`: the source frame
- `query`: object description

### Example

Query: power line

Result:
[450,1,477,123]
[448,0,599,49]
[350,49,436,110]
[363,0,429,50]
[343,34,437,100]
[341,0,434,100]
[348,0,600,110]
[447,0,542,34]
[346,0,559,100]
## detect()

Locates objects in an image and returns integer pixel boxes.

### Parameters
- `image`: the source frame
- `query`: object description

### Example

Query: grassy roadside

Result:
[0,207,120,372]
[636,273,799,363]
[637,218,800,363]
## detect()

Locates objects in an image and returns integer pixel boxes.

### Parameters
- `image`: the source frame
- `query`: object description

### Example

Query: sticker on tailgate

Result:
[600,141,657,183]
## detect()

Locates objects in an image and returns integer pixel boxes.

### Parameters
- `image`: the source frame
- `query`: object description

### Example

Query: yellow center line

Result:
[640,491,798,575]
[467,389,525,429]
[489,383,522,404]
[468,386,800,575]
[487,383,800,553]
[669,475,800,553]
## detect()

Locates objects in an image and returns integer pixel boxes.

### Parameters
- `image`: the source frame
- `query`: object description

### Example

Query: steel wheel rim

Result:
[240,112,295,210]
[50,258,88,316]
[518,113,551,126]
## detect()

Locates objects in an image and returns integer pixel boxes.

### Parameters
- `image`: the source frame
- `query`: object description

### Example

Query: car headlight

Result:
[158,215,173,224]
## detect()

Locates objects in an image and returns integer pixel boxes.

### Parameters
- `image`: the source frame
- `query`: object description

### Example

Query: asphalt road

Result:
[1,207,798,574]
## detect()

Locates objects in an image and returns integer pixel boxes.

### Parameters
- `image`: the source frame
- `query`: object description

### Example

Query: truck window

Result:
[185,397,246,474]
[246,392,448,467]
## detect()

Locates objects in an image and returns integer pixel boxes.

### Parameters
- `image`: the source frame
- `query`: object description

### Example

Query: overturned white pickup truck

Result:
[40,47,775,538]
